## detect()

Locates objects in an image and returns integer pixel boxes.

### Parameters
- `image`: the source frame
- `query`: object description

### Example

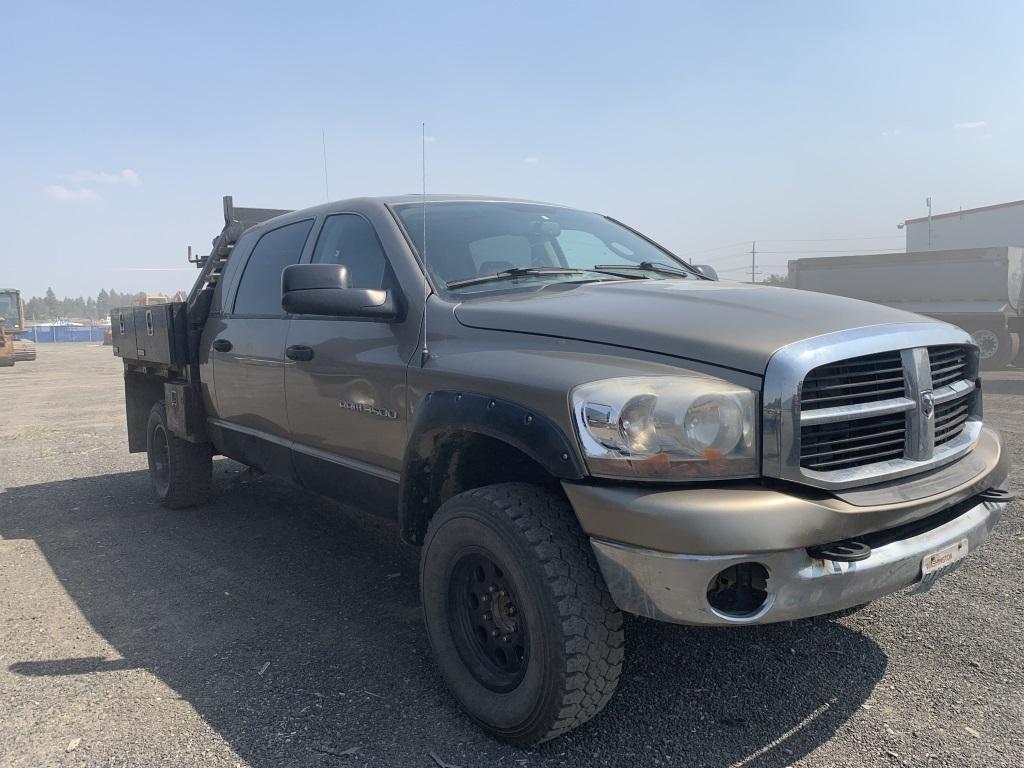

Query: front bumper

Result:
[591,493,1005,625]
[565,426,1009,626]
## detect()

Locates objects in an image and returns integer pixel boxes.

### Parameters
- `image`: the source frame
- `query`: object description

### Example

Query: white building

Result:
[905,199,1024,252]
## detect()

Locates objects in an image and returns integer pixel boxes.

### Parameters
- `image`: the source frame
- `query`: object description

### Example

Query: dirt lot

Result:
[0,344,1021,768]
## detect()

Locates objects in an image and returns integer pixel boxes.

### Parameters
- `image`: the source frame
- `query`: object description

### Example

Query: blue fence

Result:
[18,325,107,343]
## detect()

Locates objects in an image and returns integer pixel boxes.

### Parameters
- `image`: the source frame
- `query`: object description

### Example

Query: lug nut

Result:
[491,629,499,638]
[481,594,489,604]
[502,634,511,643]
[488,585,497,593]
[483,612,492,621]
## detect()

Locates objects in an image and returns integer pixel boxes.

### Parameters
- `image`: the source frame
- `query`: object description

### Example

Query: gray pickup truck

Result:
[112,195,1010,745]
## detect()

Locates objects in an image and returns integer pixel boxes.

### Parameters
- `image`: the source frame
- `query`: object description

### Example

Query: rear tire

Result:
[146,401,212,508]
[420,483,624,745]
[973,325,1017,370]
[1012,333,1024,368]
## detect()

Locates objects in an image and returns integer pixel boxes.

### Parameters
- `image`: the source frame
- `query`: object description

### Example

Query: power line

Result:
[718,263,786,272]
[699,252,757,265]
[755,248,901,254]
[754,235,904,243]
[673,241,751,259]
[677,234,904,261]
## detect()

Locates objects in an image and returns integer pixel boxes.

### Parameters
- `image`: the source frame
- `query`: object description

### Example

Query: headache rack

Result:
[186,196,293,315]
[110,196,291,449]
[111,196,291,371]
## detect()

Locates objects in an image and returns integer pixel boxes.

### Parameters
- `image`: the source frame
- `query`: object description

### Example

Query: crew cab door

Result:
[210,218,314,477]
[284,213,417,516]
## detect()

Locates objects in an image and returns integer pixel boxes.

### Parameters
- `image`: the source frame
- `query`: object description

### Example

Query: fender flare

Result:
[399,390,586,544]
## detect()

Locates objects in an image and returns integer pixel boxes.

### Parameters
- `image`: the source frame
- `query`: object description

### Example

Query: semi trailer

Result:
[787,247,1024,368]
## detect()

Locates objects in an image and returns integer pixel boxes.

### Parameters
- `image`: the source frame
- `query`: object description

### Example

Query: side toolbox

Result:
[110,307,138,359]
[131,302,188,366]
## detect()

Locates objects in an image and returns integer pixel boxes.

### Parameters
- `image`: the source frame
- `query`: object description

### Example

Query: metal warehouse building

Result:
[905,199,1024,251]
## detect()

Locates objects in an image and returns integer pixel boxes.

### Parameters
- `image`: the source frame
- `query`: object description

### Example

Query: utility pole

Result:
[926,197,933,248]
[750,240,757,283]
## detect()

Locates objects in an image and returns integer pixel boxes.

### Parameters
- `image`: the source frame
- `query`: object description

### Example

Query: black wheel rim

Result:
[447,551,528,692]
[150,423,170,492]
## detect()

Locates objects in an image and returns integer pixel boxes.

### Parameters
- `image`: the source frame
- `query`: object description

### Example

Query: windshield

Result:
[393,201,698,292]
[0,293,20,328]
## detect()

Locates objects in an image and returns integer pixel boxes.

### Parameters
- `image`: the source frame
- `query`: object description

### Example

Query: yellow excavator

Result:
[0,289,36,366]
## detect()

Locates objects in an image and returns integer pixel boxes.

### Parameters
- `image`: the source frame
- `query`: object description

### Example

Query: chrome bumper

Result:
[590,494,1006,626]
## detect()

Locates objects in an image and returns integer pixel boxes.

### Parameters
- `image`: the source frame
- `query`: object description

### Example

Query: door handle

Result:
[212,338,232,352]
[286,344,314,362]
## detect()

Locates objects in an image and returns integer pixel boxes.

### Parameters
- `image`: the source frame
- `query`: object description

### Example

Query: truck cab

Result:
[111,195,1010,745]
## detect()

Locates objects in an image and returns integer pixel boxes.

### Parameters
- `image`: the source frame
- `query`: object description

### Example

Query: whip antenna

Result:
[420,122,430,366]
[321,128,330,201]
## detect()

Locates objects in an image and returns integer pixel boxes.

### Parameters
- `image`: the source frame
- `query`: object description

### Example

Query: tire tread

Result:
[148,401,212,509]
[428,482,624,744]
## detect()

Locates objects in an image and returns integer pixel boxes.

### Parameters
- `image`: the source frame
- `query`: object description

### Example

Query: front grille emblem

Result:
[903,347,935,461]
[920,391,935,418]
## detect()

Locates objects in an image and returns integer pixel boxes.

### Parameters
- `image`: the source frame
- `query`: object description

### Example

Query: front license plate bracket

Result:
[911,538,969,593]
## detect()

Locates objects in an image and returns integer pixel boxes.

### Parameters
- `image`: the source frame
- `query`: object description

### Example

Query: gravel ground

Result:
[0,344,1021,768]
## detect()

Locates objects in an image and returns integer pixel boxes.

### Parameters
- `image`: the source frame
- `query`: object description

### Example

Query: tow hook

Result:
[806,539,872,563]
[978,487,1015,503]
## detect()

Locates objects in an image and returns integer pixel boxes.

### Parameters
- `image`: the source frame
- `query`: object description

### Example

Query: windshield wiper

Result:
[592,261,697,279]
[446,266,587,289]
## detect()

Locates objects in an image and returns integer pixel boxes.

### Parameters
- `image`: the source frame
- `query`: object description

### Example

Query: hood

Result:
[454,280,934,375]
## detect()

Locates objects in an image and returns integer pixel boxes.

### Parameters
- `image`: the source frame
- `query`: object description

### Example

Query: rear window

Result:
[233,219,314,316]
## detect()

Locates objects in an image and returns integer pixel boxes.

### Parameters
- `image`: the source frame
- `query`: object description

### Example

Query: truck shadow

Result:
[0,466,885,767]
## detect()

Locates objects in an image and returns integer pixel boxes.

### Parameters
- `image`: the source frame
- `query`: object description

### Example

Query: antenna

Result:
[321,128,330,201]
[420,122,430,366]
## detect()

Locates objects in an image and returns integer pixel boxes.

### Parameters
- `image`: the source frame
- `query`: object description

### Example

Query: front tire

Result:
[146,401,212,508]
[420,483,624,745]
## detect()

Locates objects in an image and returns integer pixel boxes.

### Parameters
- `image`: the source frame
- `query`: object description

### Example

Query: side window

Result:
[311,214,390,290]
[233,219,314,315]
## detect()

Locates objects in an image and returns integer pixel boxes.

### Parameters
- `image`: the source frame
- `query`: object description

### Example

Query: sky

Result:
[2,0,1024,298]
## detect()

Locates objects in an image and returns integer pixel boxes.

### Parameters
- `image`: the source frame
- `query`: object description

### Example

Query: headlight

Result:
[571,376,758,479]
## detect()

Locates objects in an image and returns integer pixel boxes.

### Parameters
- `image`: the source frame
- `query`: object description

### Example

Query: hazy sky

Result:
[3,1,1023,297]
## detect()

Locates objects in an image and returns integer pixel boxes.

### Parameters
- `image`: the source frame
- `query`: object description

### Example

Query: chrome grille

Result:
[934,398,970,446]
[762,323,983,491]
[929,345,969,388]
[800,350,905,410]
[798,343,977,474]
[800,412,906,471]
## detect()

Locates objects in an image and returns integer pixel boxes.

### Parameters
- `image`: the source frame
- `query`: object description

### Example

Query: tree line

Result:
[23,288,167,323]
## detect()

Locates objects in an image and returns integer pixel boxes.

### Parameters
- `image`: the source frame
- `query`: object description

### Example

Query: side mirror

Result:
[694,264,719,281]
[281,263,399,320]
